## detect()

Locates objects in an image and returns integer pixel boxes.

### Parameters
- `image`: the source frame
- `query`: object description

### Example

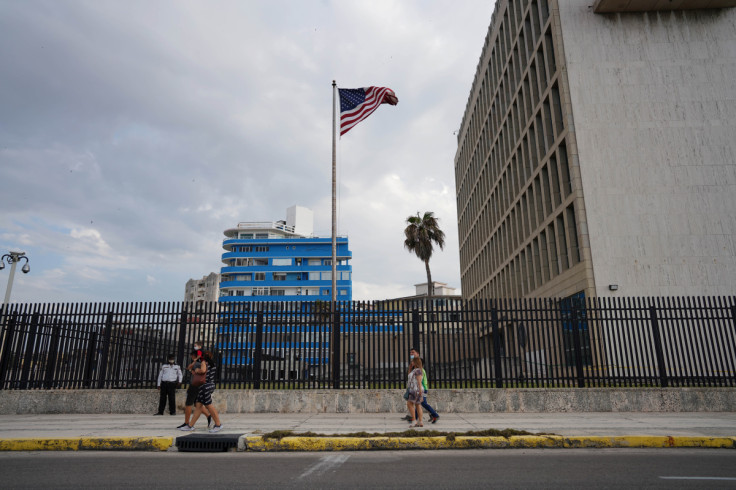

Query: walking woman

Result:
[406,357,424,428]
[179,350,223,433]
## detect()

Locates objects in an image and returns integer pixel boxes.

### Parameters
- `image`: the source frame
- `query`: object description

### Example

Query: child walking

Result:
[155,354,182,415]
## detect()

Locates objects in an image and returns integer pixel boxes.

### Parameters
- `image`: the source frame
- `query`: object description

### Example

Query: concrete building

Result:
[184,272,220,307]
[455,0,736,301]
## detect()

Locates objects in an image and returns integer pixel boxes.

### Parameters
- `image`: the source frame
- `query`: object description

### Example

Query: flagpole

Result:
[331,81,337,307]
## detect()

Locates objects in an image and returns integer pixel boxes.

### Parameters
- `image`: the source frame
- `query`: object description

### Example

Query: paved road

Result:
[2,449,736,488]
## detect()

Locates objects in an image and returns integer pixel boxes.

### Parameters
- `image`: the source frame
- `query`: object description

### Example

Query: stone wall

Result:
[0,388,734,414]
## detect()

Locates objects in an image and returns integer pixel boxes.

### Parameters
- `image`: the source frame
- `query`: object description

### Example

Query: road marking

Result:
[660,477,736,481]
[298,454,351,479]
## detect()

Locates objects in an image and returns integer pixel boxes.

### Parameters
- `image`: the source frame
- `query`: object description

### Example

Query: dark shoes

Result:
[154,413,163,416]
[431,416,439,424]
[176,423,188,429]
[401,415,412,421]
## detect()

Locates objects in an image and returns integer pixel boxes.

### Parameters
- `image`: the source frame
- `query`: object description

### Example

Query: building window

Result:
[321,272,332,281]
[295,258,302,266]
[324,259,332,265]
[255,273,265,281]
[308,259,321,266]
[272,258,291,266]
[255,246,269,252]
[273,273,286,281]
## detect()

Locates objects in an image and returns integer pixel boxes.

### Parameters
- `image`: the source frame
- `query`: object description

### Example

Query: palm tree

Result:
[403,211,446,297]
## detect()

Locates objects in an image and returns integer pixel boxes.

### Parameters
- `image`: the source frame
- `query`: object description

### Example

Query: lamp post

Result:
[1,251,30,306]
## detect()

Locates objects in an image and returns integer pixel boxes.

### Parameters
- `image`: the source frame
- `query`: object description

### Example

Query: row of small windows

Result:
[222,288,349,297]
[222,271,351,282]
[227,258,346,267]
[466,203,581,298]
[232,246,270,252]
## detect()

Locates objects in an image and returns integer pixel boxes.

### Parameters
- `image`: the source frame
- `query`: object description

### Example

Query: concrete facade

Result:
[1,388,734,415]
[558,3,736,297]
[455,0,736,300]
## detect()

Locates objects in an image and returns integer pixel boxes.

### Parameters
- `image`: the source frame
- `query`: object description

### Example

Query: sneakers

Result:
[207,415,212,428]
[431,416,439,424]
[209,425,223,433]
[154,413,163,416]
[176,423,188,429]
[179,424,194,432]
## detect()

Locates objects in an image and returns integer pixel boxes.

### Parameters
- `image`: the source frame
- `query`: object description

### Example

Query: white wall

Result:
[559,3,736,296]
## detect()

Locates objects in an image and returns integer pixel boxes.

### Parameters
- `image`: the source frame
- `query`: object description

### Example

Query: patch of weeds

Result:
[260,428,551,441]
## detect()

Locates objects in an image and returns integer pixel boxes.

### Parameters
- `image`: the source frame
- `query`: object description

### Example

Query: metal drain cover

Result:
[176,433,242,452]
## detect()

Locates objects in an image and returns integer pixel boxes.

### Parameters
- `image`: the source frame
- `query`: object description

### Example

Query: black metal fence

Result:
[1,297,734,390]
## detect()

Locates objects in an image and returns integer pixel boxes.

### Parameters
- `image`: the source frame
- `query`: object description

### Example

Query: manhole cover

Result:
[176,433,242,452]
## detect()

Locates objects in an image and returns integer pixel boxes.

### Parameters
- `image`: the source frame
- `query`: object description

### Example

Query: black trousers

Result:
[158,381,177,415]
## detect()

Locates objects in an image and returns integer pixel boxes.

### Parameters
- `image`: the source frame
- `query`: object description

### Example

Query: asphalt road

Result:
[3,449,736,489]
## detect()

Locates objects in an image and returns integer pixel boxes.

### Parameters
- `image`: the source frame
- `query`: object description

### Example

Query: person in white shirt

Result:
[155,354,182,415]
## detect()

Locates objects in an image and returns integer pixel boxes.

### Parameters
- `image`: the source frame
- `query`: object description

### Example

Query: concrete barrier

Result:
[0,388,734,415]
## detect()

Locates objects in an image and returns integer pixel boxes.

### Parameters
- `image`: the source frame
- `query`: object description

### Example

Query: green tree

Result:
[403,211,446,297]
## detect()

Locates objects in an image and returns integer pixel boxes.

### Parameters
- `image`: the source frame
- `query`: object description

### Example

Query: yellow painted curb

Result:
[0,437,173,451]
[243,435,736,451]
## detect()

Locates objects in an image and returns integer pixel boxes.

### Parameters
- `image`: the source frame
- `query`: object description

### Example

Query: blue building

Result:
[219,206,352,302]
[217,206,353,380]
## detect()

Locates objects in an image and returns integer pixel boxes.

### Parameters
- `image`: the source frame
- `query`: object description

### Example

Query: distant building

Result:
[184,272,220,308]
[455,0,736,300]
[413,281,458,297]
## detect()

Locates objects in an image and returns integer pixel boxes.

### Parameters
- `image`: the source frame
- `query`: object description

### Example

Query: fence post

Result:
[648,305,669,388]
[491,307,503,389]
[0,314,17,390]
[331,308,341,389]
[571,305,586,388]
[411,308,420,350]
[44,321,62,389]
[253,311,263,389]
[83,331,98,388]
[177,307,188,369]
[20,312,40,389]
[97,311,114,389]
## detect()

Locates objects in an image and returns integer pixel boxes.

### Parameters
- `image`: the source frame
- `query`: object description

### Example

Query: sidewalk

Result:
[1,412,735,451]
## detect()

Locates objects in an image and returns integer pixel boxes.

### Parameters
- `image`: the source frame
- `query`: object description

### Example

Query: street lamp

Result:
[1,251,30,306]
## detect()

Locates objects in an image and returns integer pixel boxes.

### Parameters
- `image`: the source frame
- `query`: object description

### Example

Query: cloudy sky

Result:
[0,0,496,303]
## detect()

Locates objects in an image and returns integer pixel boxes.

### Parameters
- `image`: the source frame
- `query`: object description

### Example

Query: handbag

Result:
[191,371,206,387]
[402,388,410,401]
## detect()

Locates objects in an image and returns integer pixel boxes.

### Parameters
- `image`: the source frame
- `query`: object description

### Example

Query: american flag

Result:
[338,86,398,136]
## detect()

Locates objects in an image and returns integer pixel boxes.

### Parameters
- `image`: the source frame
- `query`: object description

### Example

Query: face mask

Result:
[168,361,174,364]
[410,355,415,359]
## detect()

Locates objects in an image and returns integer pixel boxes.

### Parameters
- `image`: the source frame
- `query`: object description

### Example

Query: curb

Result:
[1,435,734,452]
[0,437,173,451]
[243,435,736,451]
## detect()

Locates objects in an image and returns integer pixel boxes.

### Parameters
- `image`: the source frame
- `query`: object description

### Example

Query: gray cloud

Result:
[0,0,495,302]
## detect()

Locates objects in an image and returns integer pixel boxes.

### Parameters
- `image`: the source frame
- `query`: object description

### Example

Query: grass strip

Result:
[261,428,549,441]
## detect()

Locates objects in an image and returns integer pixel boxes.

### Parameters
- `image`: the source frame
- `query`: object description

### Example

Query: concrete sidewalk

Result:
[0,412,735,452]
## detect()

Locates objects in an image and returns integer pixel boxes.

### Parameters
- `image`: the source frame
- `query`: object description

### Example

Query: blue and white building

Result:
[217,206,353,380]
[219,206,352,302]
